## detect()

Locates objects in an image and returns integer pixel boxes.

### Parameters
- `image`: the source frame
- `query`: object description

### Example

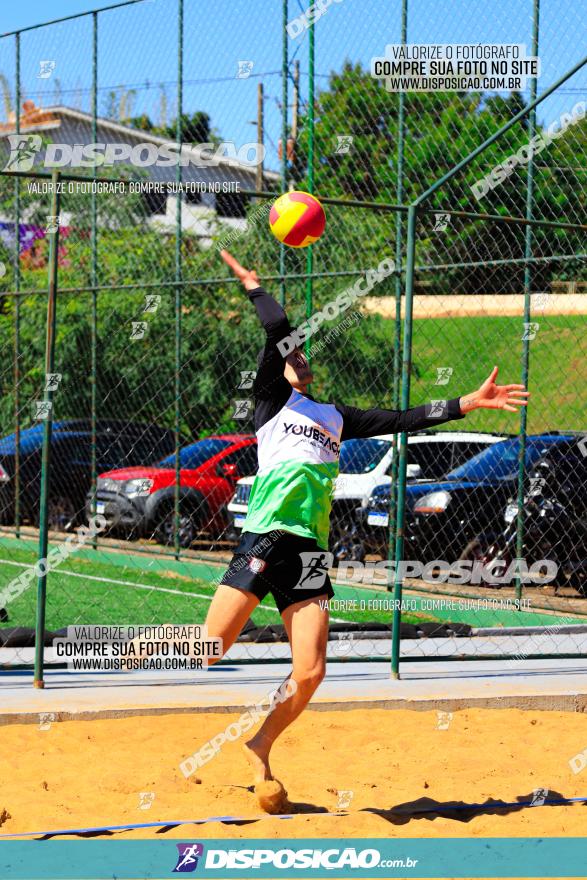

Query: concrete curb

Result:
[473,624,587,636]
[2,690,587,726]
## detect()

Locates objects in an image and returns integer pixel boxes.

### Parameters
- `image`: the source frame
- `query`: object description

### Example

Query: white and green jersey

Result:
[244,388,344,548]
[243,287,465,549]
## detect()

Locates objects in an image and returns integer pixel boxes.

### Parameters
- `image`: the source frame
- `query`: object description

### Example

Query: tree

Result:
[127,113,155,132]
[125,109,221,146]
[294,62,586,292]
[161,111,219,145]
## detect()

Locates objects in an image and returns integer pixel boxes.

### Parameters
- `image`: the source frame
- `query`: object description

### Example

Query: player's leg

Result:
[205,530,276,663]
[243,594,329,782]
[123,583,258,670]
[205,584,260,665]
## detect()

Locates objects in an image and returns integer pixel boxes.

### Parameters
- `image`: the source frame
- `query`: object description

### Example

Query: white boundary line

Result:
[0,559,350,621]
[0,558,279,614]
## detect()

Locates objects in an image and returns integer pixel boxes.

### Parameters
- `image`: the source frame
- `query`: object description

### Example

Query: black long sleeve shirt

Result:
[248,285,465,435]
[241,286,464,548]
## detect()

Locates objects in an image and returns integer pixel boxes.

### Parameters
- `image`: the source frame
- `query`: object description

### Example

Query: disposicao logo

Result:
[173,843,205,873]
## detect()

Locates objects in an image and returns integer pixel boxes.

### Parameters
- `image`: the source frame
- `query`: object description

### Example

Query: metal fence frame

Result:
[0,0,585,685]
[390,50,587,676]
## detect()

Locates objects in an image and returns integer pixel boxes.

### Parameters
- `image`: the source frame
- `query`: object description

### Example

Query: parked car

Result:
[363,433,582,565]
[227,431,506,558]
[0,420,177,531]
[468,438,587,595]
[88,434,257,547]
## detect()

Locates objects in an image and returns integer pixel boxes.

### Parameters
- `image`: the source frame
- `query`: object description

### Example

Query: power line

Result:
[9,69,586,97]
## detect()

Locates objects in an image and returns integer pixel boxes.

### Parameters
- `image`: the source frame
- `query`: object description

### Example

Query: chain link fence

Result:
[0,0,585,676]
[380,207,587,668]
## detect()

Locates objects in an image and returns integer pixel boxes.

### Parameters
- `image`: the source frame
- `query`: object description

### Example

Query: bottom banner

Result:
[1,838,587,878]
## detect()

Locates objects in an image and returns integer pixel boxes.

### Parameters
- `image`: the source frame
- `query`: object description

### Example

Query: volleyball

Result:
[269,191,326,248]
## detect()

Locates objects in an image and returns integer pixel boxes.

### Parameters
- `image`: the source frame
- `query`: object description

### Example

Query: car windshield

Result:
[447,438,553,482]
[339,438,391,474]
[158,438,232,469]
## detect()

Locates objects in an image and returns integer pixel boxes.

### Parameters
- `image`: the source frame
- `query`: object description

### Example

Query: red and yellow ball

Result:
[269,191,326,248]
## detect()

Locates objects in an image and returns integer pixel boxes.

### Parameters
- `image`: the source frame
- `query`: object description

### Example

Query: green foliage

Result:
[160,111,219,145]
[126,113,155,132]
[0,61,584,445]
[294,63,586,292]
[126,109,220,146]
[0,220,265,437]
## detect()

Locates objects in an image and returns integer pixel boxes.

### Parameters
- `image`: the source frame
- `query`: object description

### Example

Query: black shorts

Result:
[220,530,335,614]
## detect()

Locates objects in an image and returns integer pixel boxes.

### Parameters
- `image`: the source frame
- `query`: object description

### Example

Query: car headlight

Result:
[97,477,122,492]
[504,503,518,524]
[124,478,153,498]
[368,492,389,510]
[414,490,452,514]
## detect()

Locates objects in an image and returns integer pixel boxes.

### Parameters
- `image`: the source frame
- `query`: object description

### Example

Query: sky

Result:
[0,0,585,172]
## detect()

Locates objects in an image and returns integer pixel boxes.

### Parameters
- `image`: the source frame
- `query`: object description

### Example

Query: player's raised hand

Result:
[460,366,530,413]
[220,249,260,291]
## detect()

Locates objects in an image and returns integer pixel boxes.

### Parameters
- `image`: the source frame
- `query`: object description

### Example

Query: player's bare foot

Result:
[243,737,272,785]
[255,778,289,814]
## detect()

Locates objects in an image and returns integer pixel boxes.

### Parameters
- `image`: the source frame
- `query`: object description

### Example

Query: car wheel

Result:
[155,502,197,548]
[459,537,485,561]
[46,495,77,532]
[459,536,507,588]
[330,521,366,563]
[561,563,587,598]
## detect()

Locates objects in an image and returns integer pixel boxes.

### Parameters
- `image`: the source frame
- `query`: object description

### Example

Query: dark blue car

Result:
[0,420,176,531]
[362,433,580,562]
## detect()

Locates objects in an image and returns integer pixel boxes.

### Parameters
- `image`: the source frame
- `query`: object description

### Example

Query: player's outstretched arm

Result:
[338,366,529,440]
[459,366,529,413]
[220,249,293,346]
[220,249,261,291]
[220,249,293,411]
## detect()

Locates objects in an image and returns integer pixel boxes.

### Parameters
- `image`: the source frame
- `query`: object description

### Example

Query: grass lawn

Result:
[407,314,585,433]
[0,537,438,631]
[1,535,584,636]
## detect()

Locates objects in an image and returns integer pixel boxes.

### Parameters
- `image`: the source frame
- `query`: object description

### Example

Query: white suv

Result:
[227,431,507,557]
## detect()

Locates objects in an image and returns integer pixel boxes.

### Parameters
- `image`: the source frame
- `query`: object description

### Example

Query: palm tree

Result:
[159,83,168,129]
[119,88,137,122]
[0,73,14,122]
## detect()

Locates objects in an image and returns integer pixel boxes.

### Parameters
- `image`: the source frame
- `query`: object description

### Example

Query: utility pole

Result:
[291,60,300,182]
[292,59,299,140]
[256,81,264,195]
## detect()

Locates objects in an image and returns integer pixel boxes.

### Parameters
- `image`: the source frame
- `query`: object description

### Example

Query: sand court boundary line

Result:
[3,797,587,839]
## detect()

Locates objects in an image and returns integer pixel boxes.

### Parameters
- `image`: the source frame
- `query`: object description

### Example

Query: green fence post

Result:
[34,169,62,689]
[304,15,315,362]
[279,0,289,307]
[391,204,417,679]
[174,0,184,562]
[515,0,540,605]
[90,11,99,549]
[13,32,21,540]
[388,0,408,589]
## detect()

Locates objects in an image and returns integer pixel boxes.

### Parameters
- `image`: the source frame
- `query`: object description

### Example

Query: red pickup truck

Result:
[87,434,257,547]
